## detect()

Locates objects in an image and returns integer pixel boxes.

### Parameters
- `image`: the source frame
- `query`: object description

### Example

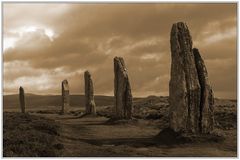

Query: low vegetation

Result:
[3,112,63,157]
[97,96,237,130]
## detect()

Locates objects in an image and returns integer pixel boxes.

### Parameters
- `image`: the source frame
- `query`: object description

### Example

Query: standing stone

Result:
[114,57,133,119]
[19,86,25,113]
[193,48,214,133]
[169,22,214,134]
[61,80,69,114]
[84,71,96,114]
[169,22,201,133]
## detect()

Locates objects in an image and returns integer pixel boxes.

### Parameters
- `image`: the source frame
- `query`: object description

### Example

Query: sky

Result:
[3,3,237,99]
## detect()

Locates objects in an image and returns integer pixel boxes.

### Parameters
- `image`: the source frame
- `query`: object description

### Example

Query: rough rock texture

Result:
[84,71,96,114]
[169,22,214,134]
[61,80,70,114]
[19,86,25,113]
[193,48,214,133]
[169,22,201,133]
[114,57,133,119]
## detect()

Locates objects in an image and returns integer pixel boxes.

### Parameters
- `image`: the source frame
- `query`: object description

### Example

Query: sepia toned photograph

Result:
[2,2,237,157]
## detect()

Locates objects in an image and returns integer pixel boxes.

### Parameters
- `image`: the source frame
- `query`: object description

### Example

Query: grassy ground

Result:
[3,96,237,157]
[3,112,63,157]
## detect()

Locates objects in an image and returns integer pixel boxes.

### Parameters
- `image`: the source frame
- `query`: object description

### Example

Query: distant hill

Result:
[3,94,116,109]
[4,93,235,110]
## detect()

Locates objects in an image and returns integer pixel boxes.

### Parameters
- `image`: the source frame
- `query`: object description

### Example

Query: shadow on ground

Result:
[80,134,224,148]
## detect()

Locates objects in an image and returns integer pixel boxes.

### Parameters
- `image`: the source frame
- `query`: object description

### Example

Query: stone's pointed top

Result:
[172,22,188,28]
[19,86,24,92]
[114,56,120,59]
[84,71,92,80]
[62,79,68,84]
[114,57,120,63]
[177,22,188,26]
[84,70,90,76]
[170,22,192,54]
[193,48,202,61]
[114,56,124,61]
[193,48,200,53]
[62,79,69,90]
[171,22,190,34]
[193,48,199,51]
[114,56,127,72]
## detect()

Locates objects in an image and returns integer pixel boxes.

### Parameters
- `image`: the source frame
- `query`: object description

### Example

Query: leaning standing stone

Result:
[114,57,133,119]
[84,71,96,114]
[61,80,70,114]
[193,48,214,133]
[19,86,25,113]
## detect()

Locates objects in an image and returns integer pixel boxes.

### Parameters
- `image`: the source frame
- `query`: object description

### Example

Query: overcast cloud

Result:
[3,3,237,99]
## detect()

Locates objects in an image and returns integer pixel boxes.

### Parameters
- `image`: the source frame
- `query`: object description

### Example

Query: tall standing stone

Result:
[19,86,25,113]
[169,22,201,133]
[169,22,214,134]
[114,57,133,119]
[193,48,214,133]
[61,80,69,114]
[84,71,96,114]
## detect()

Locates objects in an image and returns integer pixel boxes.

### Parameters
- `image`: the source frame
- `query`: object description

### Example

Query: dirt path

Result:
[39,114,237,157]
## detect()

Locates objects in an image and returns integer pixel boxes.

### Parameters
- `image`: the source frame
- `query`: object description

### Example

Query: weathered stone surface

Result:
[61,80,69,114]
[169,22,214,134]
[114,57,133,119]
[193,48,214,133]
[169,22,201,133]
[84,71,96,114]
[19,86,25,113]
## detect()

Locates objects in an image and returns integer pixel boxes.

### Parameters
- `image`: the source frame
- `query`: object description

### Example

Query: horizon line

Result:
[2,93,237,100]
